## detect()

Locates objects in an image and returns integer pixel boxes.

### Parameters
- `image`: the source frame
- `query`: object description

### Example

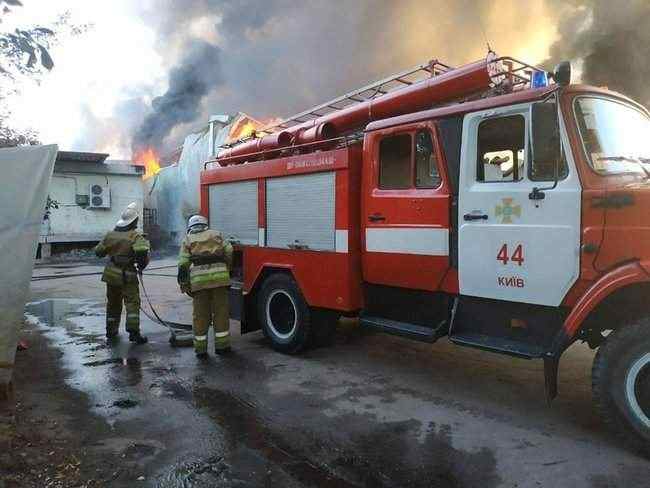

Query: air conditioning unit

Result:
[88,183,111,209]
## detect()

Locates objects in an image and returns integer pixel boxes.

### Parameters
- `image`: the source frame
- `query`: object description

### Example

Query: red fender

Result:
[245,262,295,294]
[562,261,650,340]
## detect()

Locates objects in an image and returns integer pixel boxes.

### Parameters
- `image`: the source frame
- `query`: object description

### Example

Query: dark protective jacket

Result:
[94,229,150,286]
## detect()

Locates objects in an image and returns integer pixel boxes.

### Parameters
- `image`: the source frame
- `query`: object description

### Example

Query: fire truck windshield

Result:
[574,96,650,176]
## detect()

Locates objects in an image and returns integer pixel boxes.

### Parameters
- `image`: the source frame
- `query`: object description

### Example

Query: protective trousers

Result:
[192,287,230,353]
[106,283,141,334]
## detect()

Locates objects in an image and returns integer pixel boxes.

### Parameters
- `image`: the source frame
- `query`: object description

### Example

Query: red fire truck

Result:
[201,53,650,451]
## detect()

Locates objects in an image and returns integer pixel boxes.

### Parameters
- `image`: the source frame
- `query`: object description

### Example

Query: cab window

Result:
[477,115,526,182]
[415,130,441,188]
[379,134,412,189]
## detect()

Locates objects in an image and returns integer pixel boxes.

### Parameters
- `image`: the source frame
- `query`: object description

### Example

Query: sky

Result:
[1,0,597,161]
[3,1,167,158]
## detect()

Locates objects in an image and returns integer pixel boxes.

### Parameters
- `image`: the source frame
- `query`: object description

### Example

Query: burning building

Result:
[144,112,263,246]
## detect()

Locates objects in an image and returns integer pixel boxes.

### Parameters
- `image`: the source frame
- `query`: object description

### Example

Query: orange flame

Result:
[226,116,284,144]
[227,119,258,143]
[134,148,161,179]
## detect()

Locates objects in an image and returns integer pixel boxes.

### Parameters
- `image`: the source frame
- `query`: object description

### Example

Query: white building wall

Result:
[44,172,144,243]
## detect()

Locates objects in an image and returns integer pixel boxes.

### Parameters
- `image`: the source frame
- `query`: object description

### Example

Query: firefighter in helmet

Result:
[178,215,233,357]
[94,202,150,344]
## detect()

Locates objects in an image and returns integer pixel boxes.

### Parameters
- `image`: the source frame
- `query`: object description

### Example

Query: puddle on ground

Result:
[24,299,495,488]
[83,357,141,367]
[112,398,139,409]
[157,454,228,487]
[24,299,176,422]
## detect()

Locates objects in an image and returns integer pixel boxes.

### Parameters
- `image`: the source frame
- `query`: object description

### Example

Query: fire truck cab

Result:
[201,56,650,453]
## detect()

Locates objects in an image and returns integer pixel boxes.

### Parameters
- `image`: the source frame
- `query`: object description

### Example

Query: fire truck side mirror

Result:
[531,102,561,173]
[550,61,571,86]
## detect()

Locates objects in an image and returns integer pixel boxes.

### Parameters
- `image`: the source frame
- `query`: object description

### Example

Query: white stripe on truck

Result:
[365,228,449,256]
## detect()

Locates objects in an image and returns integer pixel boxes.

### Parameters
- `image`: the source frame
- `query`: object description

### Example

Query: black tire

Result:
[310,309,339,347]
[593,320,650,456]
[257,274,311,354]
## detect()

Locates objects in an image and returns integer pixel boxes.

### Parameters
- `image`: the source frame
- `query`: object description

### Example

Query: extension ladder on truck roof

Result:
[210,54,545,167]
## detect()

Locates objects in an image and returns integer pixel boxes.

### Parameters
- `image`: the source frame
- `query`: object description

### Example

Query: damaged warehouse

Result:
[2,1,650,487]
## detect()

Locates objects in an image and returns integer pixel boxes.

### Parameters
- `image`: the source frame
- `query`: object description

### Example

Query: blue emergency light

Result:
[532,70,549,88]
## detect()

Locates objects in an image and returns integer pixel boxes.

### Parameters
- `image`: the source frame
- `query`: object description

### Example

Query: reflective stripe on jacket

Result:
[178,229,233,291]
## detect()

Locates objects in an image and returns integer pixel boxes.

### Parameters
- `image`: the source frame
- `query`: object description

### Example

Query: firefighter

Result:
[178,215,233,357]
[94,202,150,344]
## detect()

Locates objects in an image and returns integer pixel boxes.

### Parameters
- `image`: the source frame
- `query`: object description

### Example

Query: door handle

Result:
[368,214,386,222]
[463,213,488,221]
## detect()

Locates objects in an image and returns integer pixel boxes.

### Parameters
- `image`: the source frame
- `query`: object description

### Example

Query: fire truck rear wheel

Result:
[593,320,650,456]
[258,274,311,354]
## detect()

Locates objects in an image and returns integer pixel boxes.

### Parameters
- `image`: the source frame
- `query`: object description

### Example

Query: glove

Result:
[180,282,193,297]
[177,266,188,286]
[135,252,149,271]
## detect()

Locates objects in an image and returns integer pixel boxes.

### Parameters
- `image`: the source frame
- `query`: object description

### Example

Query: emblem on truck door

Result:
[495,198,521,224]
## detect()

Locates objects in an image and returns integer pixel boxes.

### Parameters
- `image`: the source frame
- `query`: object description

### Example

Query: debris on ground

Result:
[112,398,139,409]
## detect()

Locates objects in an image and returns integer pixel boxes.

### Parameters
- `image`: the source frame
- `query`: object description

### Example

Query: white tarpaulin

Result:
[0,144,57,398]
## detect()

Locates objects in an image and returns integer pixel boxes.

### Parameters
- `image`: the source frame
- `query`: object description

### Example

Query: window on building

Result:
[415,130,441,188]
[379,134,412,189]
[477,115,526,182]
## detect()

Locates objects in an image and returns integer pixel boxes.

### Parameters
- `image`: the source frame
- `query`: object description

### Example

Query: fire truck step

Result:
[359,315,439,343]
[449,332,546,359]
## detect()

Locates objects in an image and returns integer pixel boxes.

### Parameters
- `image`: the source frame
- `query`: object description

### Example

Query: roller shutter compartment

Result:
[209,180,258,245]
[266,172,335,251]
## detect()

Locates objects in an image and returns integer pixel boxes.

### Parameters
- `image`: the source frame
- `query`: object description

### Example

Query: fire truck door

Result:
[362,124,451,291]
[457,104,581,307]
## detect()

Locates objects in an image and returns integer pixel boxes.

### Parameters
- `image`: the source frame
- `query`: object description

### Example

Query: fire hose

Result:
[138,270,195,347]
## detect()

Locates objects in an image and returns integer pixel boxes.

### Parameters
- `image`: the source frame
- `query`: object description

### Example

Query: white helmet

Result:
[187,214,208,232]
[115,202,139,228]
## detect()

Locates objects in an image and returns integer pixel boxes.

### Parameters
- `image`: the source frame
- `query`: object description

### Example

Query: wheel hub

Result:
[266,290,298,340]
[626,352,650,428]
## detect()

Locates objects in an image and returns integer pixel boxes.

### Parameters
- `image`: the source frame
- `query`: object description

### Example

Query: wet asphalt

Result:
[25,258,650,487]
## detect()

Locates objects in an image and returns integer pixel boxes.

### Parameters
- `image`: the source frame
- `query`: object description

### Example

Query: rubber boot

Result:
[129,332,148,344]
[214,346,231,355]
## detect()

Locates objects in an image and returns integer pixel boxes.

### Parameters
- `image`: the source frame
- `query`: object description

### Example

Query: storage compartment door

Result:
[209,180,258,245]
[266,172,335,251]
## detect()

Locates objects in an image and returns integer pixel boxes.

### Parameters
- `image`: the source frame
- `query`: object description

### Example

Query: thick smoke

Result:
[546,0,650,106]
[131,0,551,155]
[132,39,222,152]
[79,1,650,157]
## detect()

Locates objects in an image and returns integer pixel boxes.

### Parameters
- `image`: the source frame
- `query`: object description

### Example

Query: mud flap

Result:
[229,283,243,321]
[237,287,261,334]
[544,356,559,404]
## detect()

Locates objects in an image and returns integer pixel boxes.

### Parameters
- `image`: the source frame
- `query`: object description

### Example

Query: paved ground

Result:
[10,257,650,486]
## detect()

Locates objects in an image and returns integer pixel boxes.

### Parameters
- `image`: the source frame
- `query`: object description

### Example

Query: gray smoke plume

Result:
[132,39,222,153]
[74,1,650,157]
[131,0,501,155]
[546,0,650,106]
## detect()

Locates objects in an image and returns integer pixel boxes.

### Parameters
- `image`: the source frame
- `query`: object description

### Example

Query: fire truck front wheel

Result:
[258,274,311,354]
[593,321,650,456]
